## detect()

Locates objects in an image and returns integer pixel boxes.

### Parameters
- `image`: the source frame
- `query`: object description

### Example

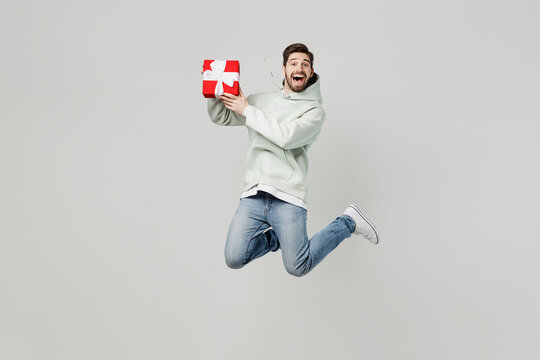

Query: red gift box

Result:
[202,59,240,98]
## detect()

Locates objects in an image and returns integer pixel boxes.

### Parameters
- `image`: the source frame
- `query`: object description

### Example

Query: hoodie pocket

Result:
[283,149,295,181]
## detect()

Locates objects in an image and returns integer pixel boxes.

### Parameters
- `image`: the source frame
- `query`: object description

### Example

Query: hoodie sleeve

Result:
[207,98,246,126]
[242,105,325,149]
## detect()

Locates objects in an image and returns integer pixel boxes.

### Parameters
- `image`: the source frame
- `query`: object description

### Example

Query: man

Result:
[206,43,379,277]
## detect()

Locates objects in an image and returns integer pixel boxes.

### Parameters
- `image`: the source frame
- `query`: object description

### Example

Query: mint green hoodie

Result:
[207,74,325,202]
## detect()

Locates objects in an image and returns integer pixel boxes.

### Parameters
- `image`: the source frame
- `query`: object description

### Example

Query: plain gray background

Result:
[1,0,539,359]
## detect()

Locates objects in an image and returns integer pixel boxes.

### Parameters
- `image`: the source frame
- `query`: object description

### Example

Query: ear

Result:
[282,65,286,77]
[310,67,314,78]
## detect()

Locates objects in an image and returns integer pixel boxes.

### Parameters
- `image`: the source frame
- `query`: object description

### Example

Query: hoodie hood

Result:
[281,73,322,103]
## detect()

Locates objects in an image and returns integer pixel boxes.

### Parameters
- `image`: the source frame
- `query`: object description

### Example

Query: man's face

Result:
[282,52,314,93]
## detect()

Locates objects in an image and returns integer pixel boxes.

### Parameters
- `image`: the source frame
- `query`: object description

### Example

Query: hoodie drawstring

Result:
[264,56,282,90]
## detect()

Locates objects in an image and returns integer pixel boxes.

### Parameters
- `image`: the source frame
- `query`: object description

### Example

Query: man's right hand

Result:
[220,87,248,116]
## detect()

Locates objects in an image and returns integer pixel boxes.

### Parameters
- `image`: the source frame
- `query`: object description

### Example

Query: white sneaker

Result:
[344,204,380,245]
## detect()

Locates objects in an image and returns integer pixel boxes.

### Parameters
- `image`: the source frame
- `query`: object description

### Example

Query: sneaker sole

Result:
[350,204,380,245]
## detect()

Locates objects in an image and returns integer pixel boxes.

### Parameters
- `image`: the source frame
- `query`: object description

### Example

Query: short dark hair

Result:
[282,43,314,66]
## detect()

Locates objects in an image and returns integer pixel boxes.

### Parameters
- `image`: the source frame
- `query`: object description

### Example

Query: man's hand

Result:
[220,87,248,116]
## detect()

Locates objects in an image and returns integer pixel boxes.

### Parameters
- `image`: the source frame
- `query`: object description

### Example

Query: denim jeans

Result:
[225,191,356,277]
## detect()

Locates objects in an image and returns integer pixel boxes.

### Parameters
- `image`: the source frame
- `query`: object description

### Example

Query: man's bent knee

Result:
[284,263,309,277]
[224,250,245,269]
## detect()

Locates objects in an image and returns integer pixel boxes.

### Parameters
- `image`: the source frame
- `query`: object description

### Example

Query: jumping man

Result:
[206,43,380,277]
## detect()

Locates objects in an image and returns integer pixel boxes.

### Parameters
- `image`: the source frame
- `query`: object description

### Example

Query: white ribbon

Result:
[203,60,240,97]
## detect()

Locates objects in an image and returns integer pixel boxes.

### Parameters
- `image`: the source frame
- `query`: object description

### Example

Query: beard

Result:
[284,71,311,92]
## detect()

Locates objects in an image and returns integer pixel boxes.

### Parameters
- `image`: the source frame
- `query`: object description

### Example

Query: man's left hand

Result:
[220,87,248,115]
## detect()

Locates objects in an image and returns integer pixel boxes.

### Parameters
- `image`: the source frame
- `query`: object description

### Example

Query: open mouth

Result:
[292,74,305,85]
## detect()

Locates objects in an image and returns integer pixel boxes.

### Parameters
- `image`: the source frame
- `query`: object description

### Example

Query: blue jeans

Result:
[225,191,356,277]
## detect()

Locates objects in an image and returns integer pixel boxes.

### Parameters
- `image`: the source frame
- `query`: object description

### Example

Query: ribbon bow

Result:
[203,60,240,97]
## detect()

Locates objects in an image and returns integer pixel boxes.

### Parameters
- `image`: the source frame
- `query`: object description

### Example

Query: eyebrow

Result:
[288,57,311,64]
